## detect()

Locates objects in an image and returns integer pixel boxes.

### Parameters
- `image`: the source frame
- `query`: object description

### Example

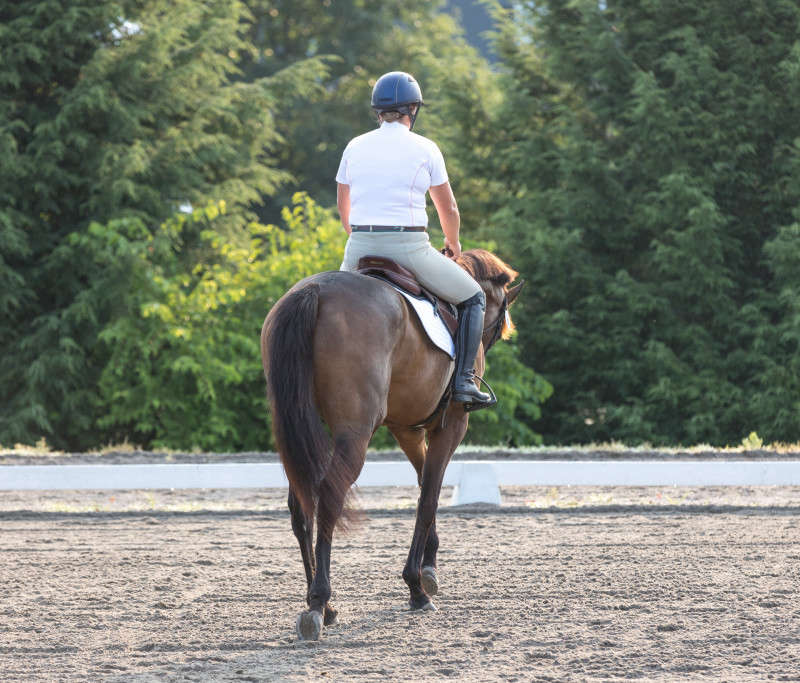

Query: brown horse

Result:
[260,249,522,640]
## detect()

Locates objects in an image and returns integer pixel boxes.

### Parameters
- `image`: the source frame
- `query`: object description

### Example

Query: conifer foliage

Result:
[0,1,319,448]
[486,0,800,444]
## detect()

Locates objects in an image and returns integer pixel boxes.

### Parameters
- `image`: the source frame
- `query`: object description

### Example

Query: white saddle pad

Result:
[390,285,455,359]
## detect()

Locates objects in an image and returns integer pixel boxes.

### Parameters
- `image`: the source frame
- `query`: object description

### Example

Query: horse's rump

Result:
[307,272,452,428]
[262,272,452,520]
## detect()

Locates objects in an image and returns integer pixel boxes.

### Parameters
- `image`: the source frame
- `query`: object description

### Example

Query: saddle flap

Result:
[356,255,457,337]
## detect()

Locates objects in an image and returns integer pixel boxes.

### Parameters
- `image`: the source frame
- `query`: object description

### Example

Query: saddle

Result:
[355,256,458,336]
[356,255,498,422]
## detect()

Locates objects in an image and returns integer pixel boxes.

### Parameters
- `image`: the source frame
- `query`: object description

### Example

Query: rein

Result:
[482,294,508,353]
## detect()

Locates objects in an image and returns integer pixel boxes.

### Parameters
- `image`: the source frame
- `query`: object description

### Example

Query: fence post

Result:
[450,461,501,506]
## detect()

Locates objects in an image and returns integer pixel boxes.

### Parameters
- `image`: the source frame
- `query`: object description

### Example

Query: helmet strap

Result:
[409,107,419,131]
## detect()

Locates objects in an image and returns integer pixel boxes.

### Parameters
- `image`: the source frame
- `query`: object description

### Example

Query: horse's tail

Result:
[261,283,328,522]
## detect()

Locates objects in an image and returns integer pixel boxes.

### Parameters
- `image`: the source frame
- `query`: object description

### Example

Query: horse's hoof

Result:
[421,566,439,596]
[296,610,323,641]
[323,604,338,626]
[409,597,437,612]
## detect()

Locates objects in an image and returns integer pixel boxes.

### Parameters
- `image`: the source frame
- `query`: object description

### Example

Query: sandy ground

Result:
[1,486,799,682]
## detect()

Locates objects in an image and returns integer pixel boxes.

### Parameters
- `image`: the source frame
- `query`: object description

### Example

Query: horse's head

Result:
[457,249,523,353]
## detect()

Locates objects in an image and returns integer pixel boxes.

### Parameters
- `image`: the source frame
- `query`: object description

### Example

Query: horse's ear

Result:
[507,280,525,306]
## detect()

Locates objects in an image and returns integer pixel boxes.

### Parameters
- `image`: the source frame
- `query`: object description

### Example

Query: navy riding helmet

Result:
[371,71,424,130]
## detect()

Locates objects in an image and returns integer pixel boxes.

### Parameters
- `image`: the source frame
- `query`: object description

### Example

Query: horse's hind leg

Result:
[296,432,368,640]
[287,489,340,626]
[288,489,314,591]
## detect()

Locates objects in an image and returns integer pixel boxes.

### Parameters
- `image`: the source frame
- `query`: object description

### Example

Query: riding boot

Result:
[452,291,493,407]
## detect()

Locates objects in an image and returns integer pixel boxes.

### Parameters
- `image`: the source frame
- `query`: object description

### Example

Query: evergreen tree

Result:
[0,0,322,448]
[486,0,800,444]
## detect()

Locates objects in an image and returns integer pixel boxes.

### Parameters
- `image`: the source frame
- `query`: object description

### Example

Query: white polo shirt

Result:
[335,121,448,227]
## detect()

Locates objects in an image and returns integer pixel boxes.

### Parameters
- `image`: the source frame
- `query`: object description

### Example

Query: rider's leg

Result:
[399,237,491,405]
[338,232,492,406]
[397,235,492,406]
[451,290,492,405]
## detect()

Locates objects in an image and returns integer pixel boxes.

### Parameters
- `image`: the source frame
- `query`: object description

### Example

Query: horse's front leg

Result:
[402,411,468,610]
[420,521,440,596]
[389,426,440,596]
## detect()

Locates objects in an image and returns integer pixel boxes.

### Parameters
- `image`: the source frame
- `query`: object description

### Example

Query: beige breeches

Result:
[340,232,482,304]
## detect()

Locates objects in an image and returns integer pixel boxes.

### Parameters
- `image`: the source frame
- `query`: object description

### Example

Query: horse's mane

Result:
[457,249,518,288]
[457,249,519,340]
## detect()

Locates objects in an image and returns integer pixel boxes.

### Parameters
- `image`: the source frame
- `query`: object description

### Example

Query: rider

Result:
[336,70,492,409]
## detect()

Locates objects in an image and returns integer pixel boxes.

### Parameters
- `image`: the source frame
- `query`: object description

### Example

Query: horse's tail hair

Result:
[261,284,328,522]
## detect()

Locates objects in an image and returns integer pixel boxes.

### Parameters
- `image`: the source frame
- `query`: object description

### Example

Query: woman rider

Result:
[336,71,492,409]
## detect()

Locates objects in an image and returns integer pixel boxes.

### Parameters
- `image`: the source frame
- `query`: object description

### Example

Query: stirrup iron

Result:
[462,375,497,412]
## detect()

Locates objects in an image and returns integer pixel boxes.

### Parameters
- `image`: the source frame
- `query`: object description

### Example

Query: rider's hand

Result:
[444,238,462,260]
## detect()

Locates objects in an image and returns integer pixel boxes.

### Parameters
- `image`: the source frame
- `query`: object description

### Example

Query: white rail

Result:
[1,460,799,505]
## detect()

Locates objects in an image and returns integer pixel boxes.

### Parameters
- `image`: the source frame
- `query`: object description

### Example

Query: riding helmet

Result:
[371,71,424,129]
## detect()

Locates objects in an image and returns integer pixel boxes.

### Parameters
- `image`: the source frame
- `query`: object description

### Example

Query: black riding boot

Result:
[452,291,493,407]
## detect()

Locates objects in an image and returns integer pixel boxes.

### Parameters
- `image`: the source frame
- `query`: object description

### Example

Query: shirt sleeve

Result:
[429,143,449,186]
[335,147,349,184]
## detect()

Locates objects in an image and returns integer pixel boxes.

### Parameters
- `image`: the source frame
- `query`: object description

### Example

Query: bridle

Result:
[482,293,508,353]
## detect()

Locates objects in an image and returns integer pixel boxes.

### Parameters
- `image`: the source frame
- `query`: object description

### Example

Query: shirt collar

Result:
[380,121,409,132]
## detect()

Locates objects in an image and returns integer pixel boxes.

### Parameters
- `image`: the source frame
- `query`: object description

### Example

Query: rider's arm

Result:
[429,181,461,259]
[337,182,351,235]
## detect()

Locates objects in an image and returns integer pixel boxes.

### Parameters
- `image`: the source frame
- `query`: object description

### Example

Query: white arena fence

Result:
[2,460,800,505]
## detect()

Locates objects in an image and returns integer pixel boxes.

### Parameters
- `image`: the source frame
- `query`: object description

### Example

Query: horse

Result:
[260,248,522,640]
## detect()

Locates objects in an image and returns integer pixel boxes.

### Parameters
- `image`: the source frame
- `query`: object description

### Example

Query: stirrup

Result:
[460,375,497,412]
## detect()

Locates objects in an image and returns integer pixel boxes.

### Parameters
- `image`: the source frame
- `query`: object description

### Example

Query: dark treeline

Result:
[480,0,800,445]
[2,0,799,450]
